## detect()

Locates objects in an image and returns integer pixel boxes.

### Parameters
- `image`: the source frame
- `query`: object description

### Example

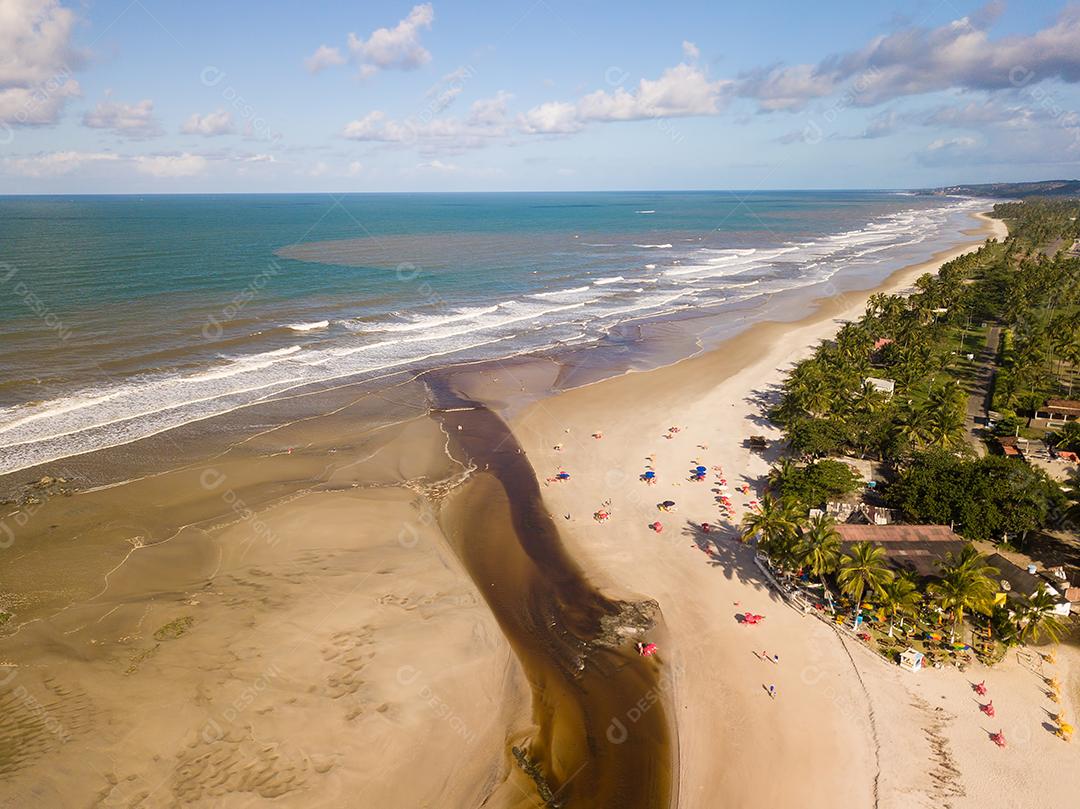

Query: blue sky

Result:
[2,0,1080,192]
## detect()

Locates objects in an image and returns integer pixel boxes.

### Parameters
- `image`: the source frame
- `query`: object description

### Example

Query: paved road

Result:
[964,324,1000,456]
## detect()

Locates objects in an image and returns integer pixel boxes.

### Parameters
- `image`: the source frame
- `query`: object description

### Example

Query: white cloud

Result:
[468,91,512,126]
[2,150,117,176]
[858,108,897,139]
[417,159,458,171]
[312,3,434,78]
[348,3,434,72]
[519,62,729,134]
[133,153,207,177]
[682,41,700,61]
[737,5,1080,111]
[181,109,234,136]
[304,44,346,74]
[83,97,162,138]
[578,64,729,120]
[341,99,509,149]
[0,78,80,125]
[341,110,414,142]
[518,101,583,134]
[0,0,85,126]
[927,136,977,151]
[737,62,836,111]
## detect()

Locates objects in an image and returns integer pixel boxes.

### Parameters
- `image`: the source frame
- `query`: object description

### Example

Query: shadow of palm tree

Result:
[678,519,778,599]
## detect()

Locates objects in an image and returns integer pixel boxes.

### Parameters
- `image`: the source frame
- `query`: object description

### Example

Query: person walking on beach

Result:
[772,654,779,665]
[768,684,777,699]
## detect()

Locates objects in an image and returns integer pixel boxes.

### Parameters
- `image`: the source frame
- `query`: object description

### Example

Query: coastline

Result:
[499,208,1078,808]
[9,206,1076,809]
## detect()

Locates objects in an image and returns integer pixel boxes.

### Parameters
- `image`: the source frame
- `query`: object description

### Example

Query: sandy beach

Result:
[495,210,1080,808]
[3,208,1078,808]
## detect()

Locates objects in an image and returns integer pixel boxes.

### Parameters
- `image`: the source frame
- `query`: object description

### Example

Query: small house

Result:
[899,648,924,672]
[864,377,896,397]
[1030,398,1080,429]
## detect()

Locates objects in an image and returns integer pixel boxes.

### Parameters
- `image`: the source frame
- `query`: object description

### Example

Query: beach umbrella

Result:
[556,472,570,480]
[643,471,656,479]
[662,500,675,507]
[651,521,663,532]
[695,466,707,473]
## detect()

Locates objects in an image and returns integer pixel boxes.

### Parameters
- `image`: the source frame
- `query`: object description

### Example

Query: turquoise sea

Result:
[0,191,987,473]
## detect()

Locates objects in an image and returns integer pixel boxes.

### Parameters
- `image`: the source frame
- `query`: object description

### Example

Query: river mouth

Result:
[428,372,676,808]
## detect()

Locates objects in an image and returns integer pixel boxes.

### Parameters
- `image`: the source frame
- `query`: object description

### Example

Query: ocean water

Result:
[0,191,986,474]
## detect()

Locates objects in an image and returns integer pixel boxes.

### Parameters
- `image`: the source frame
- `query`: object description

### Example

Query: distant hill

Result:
[919,180,1080,198]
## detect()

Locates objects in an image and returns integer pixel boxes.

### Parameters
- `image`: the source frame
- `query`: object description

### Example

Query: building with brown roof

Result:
[1031,399,1080,429]
[835,524,966,578]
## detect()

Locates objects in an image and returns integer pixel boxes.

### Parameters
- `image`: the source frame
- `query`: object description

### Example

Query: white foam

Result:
[534,285,591,298]
[593,276,625,285]
[366,305,500,333]
[634,243,672,249]
[182,346,303,384]
[287,320,329,331]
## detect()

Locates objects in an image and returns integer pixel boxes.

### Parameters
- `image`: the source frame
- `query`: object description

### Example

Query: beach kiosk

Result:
[899,648,924,673]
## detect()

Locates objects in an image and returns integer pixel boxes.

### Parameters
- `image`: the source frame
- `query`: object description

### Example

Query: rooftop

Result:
[986,553,1068,604]
[835,524,966,577]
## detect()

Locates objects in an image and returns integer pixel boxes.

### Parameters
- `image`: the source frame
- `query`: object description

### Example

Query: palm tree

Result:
[948,544,999,581]
[895,402,933,450]
[768,458,798,490]
[1048,421,1080,453]
[837,542,894,612]
[1018,590,1066,645]
[740,493,799,549]
[928,546,998,644]
[878,573,922,637]
[765,529,805,573]
[927,404,967,449]
[924,384,968,449]
[798,514,842,581]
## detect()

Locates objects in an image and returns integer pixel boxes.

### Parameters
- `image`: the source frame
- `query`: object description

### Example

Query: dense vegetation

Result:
[890,451,1065,542]
[740,503,1066,656]
[770,198,1080,542]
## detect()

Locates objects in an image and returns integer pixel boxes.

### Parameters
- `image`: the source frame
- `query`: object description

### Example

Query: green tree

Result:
[837,542,894,609]
[1049,421,1080,452]
[927,546,998,643]
[1018,590,1066,645]
[798,514,842,581]
[879,573,922,637]
[740,493,800,552]
[771,459,862,511]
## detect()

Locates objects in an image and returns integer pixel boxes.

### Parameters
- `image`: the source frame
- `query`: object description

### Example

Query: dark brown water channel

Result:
[427,373,675,809]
